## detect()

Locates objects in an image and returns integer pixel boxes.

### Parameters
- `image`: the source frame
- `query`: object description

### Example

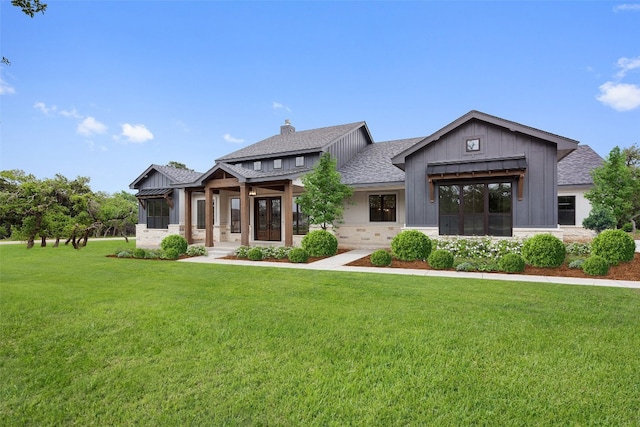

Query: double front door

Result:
[255,197,281,241]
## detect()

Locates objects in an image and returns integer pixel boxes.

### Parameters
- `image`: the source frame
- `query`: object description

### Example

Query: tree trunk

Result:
[40,236,47,247]
[53,238,60,248]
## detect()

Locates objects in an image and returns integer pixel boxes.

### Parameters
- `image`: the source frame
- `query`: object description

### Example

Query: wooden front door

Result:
[255,197,281,241]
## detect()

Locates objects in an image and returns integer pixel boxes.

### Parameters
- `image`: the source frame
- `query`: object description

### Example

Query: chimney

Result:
[280,119,295,135]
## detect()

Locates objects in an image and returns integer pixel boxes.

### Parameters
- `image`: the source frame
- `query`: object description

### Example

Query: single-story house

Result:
[130,111,603,249]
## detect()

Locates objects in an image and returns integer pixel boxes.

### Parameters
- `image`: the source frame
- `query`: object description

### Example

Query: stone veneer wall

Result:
[135,224,183,249]
[334,224,403,249]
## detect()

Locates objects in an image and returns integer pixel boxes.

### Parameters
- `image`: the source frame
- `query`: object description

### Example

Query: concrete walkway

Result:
[180,248,640,289]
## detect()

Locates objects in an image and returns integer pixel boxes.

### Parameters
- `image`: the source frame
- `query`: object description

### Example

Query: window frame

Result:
[295,156,305,167]
[273,159,282,169]
[253,161,262,171]
[369,194,397,222]
[292,199,309,235]
[230,197,241,233]
[558,195,576,226]
[146,198,170,229]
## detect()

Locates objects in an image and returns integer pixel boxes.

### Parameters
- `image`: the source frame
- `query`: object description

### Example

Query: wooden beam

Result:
[185,190,193,244]
[240,183,250,246]
[206,177,240,189]
[205,189,214,247]
[283,180,293,246]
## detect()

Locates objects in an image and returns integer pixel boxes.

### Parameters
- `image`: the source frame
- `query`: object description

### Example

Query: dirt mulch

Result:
[346,253,640,281]
[221,249,351,264]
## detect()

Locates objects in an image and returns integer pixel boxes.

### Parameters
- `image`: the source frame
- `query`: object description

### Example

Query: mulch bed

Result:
[221,248,351,264]
[346,253,640,281]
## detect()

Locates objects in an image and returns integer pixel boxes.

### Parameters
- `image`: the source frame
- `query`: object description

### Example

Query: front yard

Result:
[1,240,639,425]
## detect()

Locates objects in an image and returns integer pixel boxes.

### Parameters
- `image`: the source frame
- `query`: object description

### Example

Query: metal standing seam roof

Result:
[135,188,173,197]
[557,145,604,186]
[426,156,528,176]
[216,122,367,162]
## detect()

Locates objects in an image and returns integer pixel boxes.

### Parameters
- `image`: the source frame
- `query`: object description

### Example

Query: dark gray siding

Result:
[238,153,322,173]
[404,120,559,229]
[137,170,180,226]
[326,127,371,169]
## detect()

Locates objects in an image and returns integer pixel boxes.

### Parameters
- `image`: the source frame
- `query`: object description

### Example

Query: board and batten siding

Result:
[404,120,559,229]
[136,170,181,226]
[326,127,372,169]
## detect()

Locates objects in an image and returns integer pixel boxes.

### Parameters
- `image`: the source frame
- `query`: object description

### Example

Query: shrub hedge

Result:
[160,235,188,255]
[591,229,635,265]
[582,255,610,276]
[498,253,525,273]
[427,249,454,270]
[302,230,338,257]
[287,248,309,263]
[522,234,566,268]
[370,249,392,267]
[391,230,432,261]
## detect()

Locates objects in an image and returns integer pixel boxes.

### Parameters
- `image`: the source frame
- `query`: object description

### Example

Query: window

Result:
[230,198,241,233]
[295,156,305,167]
[196,199,214,229]
[254,161,262,171]
[438,181,512,236]
[274,159,282,169]
[369,194,396,222]
[147,199,169,229]
[558,196,576,225]
[293,200,309,235]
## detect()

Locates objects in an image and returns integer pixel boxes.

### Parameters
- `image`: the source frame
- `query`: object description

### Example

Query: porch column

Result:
[283,180,293,246]
[205,188,214,247]
[240,183,250,246]
[185,189,193,244]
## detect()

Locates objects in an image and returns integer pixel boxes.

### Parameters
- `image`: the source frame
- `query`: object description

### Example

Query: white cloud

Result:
[77,116,107,136]
[615,56,640,78]
[121,123,154,143]
[596,81,640,111]
[223,133,244,144]
[34,101,57,115]
[272,101,291,112]
[0,77,15,95]
[60,108,82,119]
[614,4,640,12]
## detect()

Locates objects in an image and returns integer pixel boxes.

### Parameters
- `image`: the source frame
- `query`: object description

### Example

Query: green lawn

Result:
[1,241,639,426]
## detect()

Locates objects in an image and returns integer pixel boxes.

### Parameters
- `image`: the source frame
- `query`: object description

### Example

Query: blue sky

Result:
[1,1,639,194]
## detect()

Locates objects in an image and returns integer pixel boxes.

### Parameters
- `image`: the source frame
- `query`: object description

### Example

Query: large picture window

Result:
[438,181,512,236]
[558,196,576,226]
[230,198,241,233]
[147,199,169,229]
[196,199,215,229]
[293,200,309,235]
[369,194,396,222]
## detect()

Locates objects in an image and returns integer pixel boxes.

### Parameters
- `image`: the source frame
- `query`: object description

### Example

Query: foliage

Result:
[427,249,454,270]
[391,230,432,261]
[301,230,338,257]
[498,253,525,273]
[623,143,640,230]
[582,205,617,233]
[163,248,180,260]
[568,259,586,269]
[261,246,291,259]
[234,246,250,258]
[370,249,392,267]
[116,250,131,258]
[2,0,48,65]
[133,248,147,259]
[166,161,192,170]
[247,247,263,261]
[455,262,477,272]
[622,223,634,233]
[591,229,636,265]
[522,234,566,268]
[433,237,523,259]
[160,235,188,255]
[582,256,610,276]
[186,245,208,257]
[585,146,636,228]
[565,242,591,256]
[295,153,353,230]
[287,248,309,263]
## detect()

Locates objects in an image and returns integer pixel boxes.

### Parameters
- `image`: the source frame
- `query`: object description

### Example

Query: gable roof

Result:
[557,145,603,186]
[339,137,424,186]
[129,164,203,189]
[217,121,370,162]
[392,110,579,169]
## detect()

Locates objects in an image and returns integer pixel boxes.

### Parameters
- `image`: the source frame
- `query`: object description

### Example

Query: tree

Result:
[622,143,640,231]
[166,161,192,171]
[295,153,353,230]
[95,191,138,241]
[584,146,635,228]
[2,0,48,65]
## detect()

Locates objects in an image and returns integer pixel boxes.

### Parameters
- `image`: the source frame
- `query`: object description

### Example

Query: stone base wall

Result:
[560,226,596,242]
[512,227,564,240]
[335,224,404,249]
[135,224,183,249]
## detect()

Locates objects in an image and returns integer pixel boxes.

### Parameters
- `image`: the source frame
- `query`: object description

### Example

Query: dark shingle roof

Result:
[153,164,203,184]
[221,163,314,181]
[217,122,366,162]
[339,137,425,186]
[557,145,603,186]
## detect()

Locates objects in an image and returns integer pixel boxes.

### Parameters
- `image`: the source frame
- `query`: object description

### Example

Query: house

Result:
[130,111,600,249]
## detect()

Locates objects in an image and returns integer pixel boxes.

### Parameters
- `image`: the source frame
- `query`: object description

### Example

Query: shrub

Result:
[247,247,263,261]
[622,222,633,233]
[498,253,525,273]
[160,235,188,255]
[163,248,180,260]
[433,237,523,260]
[117,251,131,258]
[234,246,250,258]
[370,249,392,267]
[427,249,454,270]
[288,248,309,263]
[301,230,338,257]
[262,246,291,259]
[522,234,566,268]
[391,230,432,261]
[144,250,160,259]
[582,206,616,233]
[591,229,635,265]
[582,255,609,276]
[455,262,477,272]
[568,259,585,269]
[565,242,591,256]
[132,248,147,258]
[186,245,208,257]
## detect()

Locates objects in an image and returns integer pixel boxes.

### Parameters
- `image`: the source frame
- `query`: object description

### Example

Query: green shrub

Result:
[287,248,309,263]
[582,255,610,276]
[591,229,635,265]
[370,249,392,267]
[116,251,131,258]
[427,249,454,270]
[133,248,146,259]
[163,248,180,260]
[234,246,250,258]
[455,262,477,272]
[247,247,263,261]
[565,242,591,256]
[160,235,188,255]
[582,206,617,233]
[476,260,500,272]
[522,234,566,268]
[144,250,160,259]
[391,230,432,261]
[568,259,585,269]
[301,230,338,257]
[186,245,208,257]
[262,246,291,259]
[622,222,633,233]
[498,253,525,273]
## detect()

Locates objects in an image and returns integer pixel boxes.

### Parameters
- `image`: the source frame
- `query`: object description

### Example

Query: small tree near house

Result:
[295,153,353,230]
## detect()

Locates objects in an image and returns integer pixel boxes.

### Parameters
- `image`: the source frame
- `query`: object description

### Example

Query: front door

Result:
[255,197,281,241]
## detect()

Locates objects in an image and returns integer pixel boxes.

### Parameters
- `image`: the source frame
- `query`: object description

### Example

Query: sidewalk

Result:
[180,248,640,289]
